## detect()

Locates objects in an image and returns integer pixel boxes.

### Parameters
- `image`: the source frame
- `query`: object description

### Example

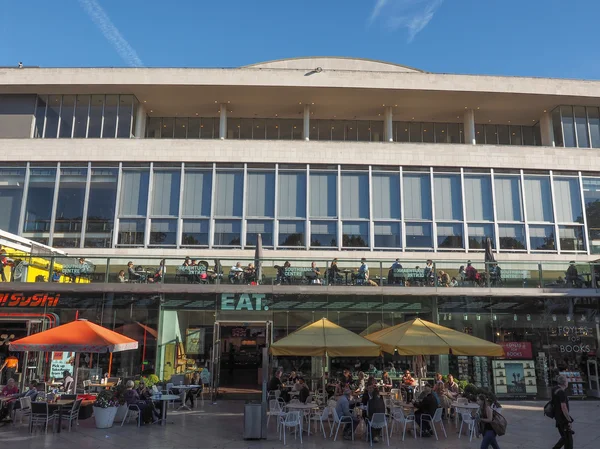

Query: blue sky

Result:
[1,0,599,79]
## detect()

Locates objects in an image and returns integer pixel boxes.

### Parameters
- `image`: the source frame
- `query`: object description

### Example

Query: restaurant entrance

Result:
[210,320,272,399]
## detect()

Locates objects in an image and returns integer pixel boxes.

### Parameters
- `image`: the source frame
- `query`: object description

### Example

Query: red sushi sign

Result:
[500,342,532,359]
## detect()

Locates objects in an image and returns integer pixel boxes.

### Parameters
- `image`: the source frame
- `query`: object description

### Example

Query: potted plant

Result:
[92,390,119,428]
[113,383,129,422]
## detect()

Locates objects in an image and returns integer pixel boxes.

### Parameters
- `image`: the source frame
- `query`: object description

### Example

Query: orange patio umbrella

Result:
[10,319,138,391]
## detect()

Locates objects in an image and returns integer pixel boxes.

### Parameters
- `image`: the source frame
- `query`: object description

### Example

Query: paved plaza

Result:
[1,400,599,449]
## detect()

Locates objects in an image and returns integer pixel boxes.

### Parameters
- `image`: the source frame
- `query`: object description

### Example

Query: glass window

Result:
[529,225,555,251]
[33,96,46,138]
[356,121,370,142]
[183,170,212,217]
[561,106,576,147]
[214,171,243,217]
[341,173,369,219]
[583,177,600,254]
[475,124,485,144]
[524,176,553,222]
[434,174,462,221]
[291,119,303,140]
[73,95,89,138]
[409,122,421,142]
[310,221,337,247]
[54,167,87,233]
[522,126,535,146]
[119,170,149,216]
[467,223,494,249]
[44,95,61,138]
[266,120,279,140]
[117,95,133,138]
[342,221,369,247]
[510,126,522,145]
[553,177,583,223]
[498,224,526,250]
[588,107,600,148]
[213,220,241,246]
[181,219,209,246]
[434,123,447,143]
[497,125,510,145]
[559,225,585,251]
[448,123,462,144]
[278,221,305,247]
[281,119,295,140]
[246,171,275,218]
[151,171,180,216]
[239,118,252,139]
[395,122,409,142]
[118,219,145,246]
[59,95,75,138]
[85,167,118,248]
[437,223,463,249]
[574,106,590,148]
[0,167,25,234]
[370,121,383,142]
[403,173,432,220]
[372,173,400,219]
[405,222,432,248]
[278,171,306,219]
[149,219,177,246]
[246,220,273,247]
[343,121,357,141]
[187,118,200,139]
[102,95,118,138]
[24,167,56,233]
[53,237,80,248]
[200,117,219,139]
[484,124,497,144]
[422,123,434,143]
[161,117,174,139]
[146,117,161,138]
[253,119,266,140]
[331,121,344,141]
[552,108,563,147]
[374,222,400,248]
[88,95,104,138]
[464,175,493,221]
[309,171,337,218]
[494,175,523,221]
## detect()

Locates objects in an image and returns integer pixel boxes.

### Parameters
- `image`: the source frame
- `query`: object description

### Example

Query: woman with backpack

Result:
[477,394,500,449]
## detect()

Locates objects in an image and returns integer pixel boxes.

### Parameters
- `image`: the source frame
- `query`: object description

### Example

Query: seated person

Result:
[136,379,152,400]
[209,259,223,283]
[229,262,244,283]
[367,389,386,442]
[402,370,416,402]
[52,270,61,282]
[381,371,393,392]
[127,261,142,282]
[244,263,256,283]
[413,385,437,437]
[566,261,582,287]
[352,258,369,284]
[328,258,342,285]
[489,263,502,285]
[307,261,321,284]
[185,372,202,408]
[449,277,458,287]
[465,261,478,283]
[446,374,459,397]
[297,378,310,403]
[424,260,435,285]
[354,371,366,396]
[287,371,299,384]
[361,382,375,407]
[438,270,450,287]
[276,261,291,285]
[148,259,165,283]
[117,270,126,283]
[336,388,359,440]
[268,370,288,401]
[0,378,19,421]
[388,258,403,285]
[124,380,157,424]
[62,370,74,393]
[8,380,38,417]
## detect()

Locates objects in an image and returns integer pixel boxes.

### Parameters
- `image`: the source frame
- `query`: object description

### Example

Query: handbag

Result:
[491,410,507,436]
[355,417,366,438]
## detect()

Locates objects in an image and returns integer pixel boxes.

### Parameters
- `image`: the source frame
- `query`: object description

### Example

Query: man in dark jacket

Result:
[552,375,574,449]
[367,389,386,442]
[297,378,310,403]
[414,387,438,437]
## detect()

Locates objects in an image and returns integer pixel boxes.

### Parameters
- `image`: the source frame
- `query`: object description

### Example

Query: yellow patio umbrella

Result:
[271,317,381,357]
[359,321,390,337]
[364,318,504,357]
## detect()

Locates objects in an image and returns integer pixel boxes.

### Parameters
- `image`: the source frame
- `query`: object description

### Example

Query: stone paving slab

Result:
[1,400,599,449]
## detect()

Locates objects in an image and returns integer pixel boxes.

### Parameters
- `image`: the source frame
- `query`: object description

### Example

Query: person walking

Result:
[552,375,574,449]
[477,394,500,449]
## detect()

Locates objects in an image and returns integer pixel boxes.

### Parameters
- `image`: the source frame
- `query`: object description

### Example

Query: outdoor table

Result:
[342,269,352,285]
[171,385,201,410]
[451,401,479,427]
[286,402,319,435]
[39,399,74,433]
[151,394,180,425]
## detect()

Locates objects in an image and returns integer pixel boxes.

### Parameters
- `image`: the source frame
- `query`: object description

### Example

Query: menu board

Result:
[492,359,537,397]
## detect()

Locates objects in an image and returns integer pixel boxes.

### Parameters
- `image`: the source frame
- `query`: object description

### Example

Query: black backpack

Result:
[544,388,557,419]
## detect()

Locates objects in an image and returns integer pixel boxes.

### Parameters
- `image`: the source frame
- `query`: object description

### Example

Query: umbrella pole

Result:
[73,353,80,395]
[108,352,113,377]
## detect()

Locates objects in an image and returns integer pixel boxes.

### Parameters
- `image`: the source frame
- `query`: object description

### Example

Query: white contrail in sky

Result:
[368,0,445,42]
[78,0,144,67]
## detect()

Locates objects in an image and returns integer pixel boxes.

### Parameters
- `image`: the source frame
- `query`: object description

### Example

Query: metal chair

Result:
[121,404,141,427]
[459,411,476,441]
[331,407,354,441]
[420,407,446,440]
[279,411,302,445]
[310,406,331,438]
[29,402,55,434]
[59,398,82,431]
[390,407,416,441]
[366,412,390,446]
[12,396,32,426]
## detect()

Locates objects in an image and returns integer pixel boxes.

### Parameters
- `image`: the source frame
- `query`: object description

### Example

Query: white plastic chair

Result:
[366,412,390,446]
[267,399,285,431]
[389,407,416,441]
[151,385,159,394]
[458,411,476,441]
[331,407,354,441]
[121,404,141,427]
[279,411,302,445]
[310,406,331,438]
[420,407,446,440]
[165,383,176,408]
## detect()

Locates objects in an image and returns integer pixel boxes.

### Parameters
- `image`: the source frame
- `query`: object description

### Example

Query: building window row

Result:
[1,163,597,254]
[553,106,600,149]
[33,95,140,139]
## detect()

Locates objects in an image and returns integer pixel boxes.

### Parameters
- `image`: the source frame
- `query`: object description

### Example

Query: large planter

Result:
[93,406,118,429]
[114,404,128,422]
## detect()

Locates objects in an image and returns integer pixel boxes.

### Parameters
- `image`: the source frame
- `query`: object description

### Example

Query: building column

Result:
[464,109,476,145]
[134,103,146,138]
[303,104,310,141]
[219,104,227,139]
[540,111,555,147]
[384,106,393,142]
